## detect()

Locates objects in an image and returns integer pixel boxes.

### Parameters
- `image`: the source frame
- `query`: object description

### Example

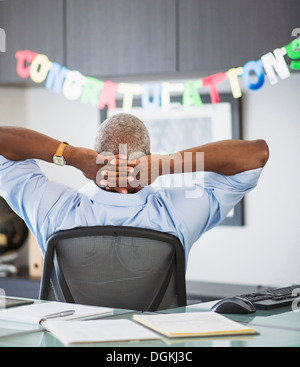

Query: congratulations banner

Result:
[15,39,300,111]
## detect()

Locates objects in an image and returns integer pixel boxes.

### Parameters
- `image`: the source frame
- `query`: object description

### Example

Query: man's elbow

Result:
[256,139,269,168]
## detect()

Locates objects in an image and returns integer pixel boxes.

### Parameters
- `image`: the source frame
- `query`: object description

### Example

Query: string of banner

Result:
[15,39,300,111]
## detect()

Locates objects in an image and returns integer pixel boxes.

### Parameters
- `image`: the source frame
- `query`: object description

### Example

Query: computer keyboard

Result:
[239,285,300,310]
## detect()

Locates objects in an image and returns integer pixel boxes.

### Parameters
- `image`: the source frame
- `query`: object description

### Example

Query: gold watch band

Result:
[55,142,69,158]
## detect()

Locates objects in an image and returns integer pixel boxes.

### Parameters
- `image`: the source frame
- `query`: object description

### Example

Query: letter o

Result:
[30,54,52,83]
[242,60,265,90]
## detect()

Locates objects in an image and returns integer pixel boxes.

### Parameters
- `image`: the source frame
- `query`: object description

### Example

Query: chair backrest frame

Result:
[39,226,187,311]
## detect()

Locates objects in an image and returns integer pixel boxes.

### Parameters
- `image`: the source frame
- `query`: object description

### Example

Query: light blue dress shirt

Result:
[0,156,262,266]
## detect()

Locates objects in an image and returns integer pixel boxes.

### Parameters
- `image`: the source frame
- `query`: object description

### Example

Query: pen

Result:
[39,310,75,324]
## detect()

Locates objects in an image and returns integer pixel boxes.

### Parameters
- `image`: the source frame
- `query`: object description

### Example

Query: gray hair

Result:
[94,113,151,159]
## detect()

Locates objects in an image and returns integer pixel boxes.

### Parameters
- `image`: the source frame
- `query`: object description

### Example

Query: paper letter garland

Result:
[15,50,38,79]
[182,81,203,108]
[29,54,52,84]
[242,60,265,90]
[201,73,228,104]
[141,83,162,110]
[98,81,118,110]
[226,68,244,99]
[15,40,298,111]
[285,40,300,70]
[45,62,68,94]
[81,77,104,107]
[261,48,290,85]
[62,70,87,101]
[117,83,144,112]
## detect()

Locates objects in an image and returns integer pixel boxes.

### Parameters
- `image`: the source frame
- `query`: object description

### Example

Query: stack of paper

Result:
[133,312,256,338]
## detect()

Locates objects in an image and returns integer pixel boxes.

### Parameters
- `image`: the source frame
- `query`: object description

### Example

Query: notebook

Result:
[133,312,257,338]
[41,319,160,345]
[0,301,113,325]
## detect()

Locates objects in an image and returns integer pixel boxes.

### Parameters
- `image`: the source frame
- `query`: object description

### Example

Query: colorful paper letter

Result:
[29,54,52,83]
[141,84,162,110]
[285,40,300,70]
[182,81,203,108]
[62,70,87,101]
[45,62,68,94]
[98,81,118,110]
[226,67,244,99]
[201,73,228,104]
[242,60,265,90]
[161,82,185,110]
[81,77,104,107]
[15,50,38,79]
[118,83,144,111]
[261,48,290,85]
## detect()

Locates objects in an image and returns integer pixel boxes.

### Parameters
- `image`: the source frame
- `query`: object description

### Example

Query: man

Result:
[0,113,269,265]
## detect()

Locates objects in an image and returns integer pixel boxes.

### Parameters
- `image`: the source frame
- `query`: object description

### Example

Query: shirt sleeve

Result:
[0,156,78,252]
[157,168,263,252]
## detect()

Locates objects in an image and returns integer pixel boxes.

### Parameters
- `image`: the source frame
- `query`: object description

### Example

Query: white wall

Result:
[0,87,27,127]
[1,74,300,288]
[26,88,99,189]
[186,74,300,288]
[0,87,99,190]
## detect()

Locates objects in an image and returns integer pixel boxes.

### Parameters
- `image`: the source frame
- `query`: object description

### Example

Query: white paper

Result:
[0,301,112,325]
[43,319,160,345]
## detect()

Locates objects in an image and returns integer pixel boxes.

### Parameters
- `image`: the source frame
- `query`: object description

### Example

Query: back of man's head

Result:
[95,113,151,159]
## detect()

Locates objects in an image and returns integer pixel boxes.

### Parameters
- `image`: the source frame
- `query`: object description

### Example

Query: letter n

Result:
[45,62,68,94]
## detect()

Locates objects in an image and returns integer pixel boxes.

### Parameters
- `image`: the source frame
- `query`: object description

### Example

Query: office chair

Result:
[39,226,187,312]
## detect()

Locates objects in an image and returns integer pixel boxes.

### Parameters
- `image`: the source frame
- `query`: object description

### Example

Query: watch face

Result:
[53,155,66,166]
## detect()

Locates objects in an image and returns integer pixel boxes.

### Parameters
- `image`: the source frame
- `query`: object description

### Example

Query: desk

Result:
[0,299,299,347]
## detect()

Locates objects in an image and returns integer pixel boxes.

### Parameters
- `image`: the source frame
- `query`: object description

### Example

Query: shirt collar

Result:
[78,182,154,207]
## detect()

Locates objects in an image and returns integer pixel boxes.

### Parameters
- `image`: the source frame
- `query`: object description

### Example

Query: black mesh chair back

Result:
[39,226,187,312]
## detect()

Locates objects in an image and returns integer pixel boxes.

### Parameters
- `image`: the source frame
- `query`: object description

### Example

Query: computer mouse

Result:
[211,297,256,315]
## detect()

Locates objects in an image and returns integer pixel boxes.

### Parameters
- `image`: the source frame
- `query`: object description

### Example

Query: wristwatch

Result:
[53,142,69,166]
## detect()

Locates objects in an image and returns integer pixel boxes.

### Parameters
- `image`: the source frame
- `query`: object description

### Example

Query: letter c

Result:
[186,352,193,362]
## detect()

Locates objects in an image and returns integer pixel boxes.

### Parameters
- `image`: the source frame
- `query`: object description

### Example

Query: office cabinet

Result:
[1,0,300,83]
[178,0,300,74]
[0,0,64,84]
[65,0,177,77]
